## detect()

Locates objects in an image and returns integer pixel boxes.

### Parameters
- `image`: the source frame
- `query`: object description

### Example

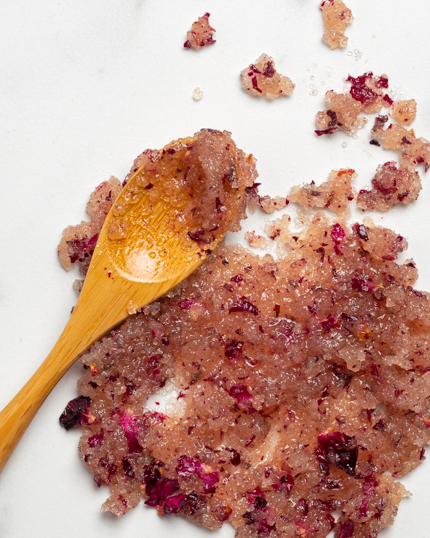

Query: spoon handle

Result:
[0,310,98,472]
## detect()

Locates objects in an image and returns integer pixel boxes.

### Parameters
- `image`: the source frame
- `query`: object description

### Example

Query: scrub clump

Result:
[320,0,353,49]
[59,130,259,284]
[58,176,122,274]
[392,99,417,126]
[315,74,428,213]
[61,189,430,537]
[315,73,392,137]
[184,13,216,49]
[240,54,295,99]
[357,161,421,212]
[289,168,357,217]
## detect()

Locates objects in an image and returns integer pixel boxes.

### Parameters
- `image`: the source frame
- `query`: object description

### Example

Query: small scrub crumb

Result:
[184,13,216,49]
[321,0,353,49]
[392,99,417,126]
[245,231,270,250]
[371,114,430,170]
[58,176,122,274]
[289,168,357,217]
[193,87,203,101]
[316,73,393,137]
[357,162,421,212]
[315,74,429,214]
[259,195,289,214]
[240,54,295,99]
[73,279,84,294]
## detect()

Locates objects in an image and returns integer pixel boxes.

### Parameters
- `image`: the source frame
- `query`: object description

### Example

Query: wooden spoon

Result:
[0,131,238,472]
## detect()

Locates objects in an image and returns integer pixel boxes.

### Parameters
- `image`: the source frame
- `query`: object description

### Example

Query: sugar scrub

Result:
[320,0,353,49]
[392,99,417,126]
[240,54,295,99]
[60,168,430,537]
[357,162,421,212]
[315,73,428,213]
[184,13,216,49]
[58,176,122,275]
[288,168,356,218]
[315,73,393,138]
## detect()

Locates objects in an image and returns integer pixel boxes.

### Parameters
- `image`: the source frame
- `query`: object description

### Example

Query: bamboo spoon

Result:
[0,132,234,472]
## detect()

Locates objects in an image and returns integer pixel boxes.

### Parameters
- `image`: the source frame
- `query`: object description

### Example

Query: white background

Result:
[1,1,430,536]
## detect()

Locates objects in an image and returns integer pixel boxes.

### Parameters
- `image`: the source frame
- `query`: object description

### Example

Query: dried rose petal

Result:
[119,410,143,454]
[59,396,92,430]
[315,430,358,476]
[229,296,259,315]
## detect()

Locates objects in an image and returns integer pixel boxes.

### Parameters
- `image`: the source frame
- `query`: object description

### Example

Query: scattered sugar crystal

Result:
[240,54,295,99]
[193,87,203,101]
[127,304,137,315]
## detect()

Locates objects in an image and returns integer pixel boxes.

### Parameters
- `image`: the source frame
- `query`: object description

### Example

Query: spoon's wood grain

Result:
[0,132,227,472]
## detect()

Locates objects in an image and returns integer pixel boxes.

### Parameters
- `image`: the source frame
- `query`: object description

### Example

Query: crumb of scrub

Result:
[289,168,357,218]
[391,99,417,126]
[244,231,270,250]
[314,75,428,213]
[184,13,216,49]
[73,279,84,294]
[315,73,392,137]
[320,0,353,49]
[60,207,429,538]
[193,87,203,101]
[240,54,295,99]
[259,195,289,214]
[371,115,430,170]
[357,161,422,212]
[58,176,122,274]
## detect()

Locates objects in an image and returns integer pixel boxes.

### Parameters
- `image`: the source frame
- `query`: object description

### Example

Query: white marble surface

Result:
[1,1,430,536]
